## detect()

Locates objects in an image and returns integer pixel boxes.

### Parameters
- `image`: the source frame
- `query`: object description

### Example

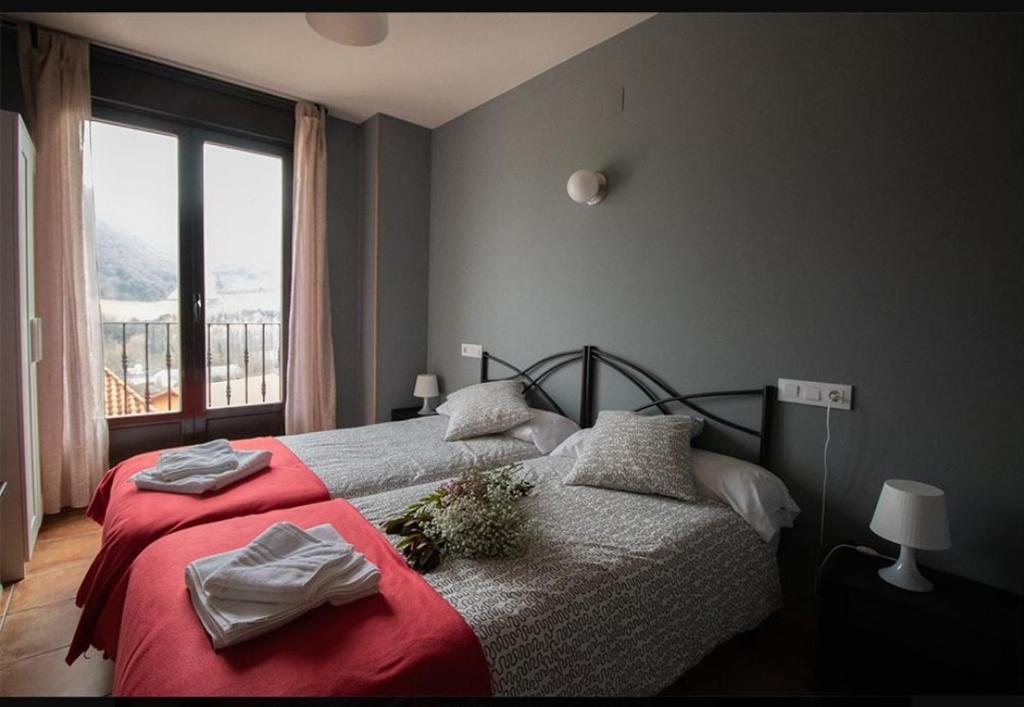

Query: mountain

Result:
[95,219,177,302]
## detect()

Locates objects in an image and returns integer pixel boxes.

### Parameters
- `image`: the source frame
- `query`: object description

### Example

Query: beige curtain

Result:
[284,102,336,434]
[19,25,108,513]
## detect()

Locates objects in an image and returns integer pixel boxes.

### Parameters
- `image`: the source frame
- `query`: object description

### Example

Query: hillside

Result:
[96,219,177,302]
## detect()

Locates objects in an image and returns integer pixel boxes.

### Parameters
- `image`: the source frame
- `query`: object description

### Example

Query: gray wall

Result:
[428,13,1024,595]
[357,114,432,423]
[324,115,363,429]
[357,116,380,425]
[376,115,432,421]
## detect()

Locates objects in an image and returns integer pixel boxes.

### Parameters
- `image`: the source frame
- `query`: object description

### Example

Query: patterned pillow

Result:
[442,380,533,441]
[563,410,704,501]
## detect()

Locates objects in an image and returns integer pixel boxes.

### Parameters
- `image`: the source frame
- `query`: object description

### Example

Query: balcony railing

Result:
[102,320,282,418]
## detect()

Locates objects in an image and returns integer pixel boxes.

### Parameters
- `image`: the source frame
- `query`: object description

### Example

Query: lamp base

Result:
[417,398,433,415]
[878,545,933,592]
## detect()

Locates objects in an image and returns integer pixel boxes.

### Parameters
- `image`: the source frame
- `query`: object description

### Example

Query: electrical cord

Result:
[815,543,897,596]
[812,390,895,595]
[818,392,838,560]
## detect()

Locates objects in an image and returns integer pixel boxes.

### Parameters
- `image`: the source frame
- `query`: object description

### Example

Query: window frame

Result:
[91,104,293,433]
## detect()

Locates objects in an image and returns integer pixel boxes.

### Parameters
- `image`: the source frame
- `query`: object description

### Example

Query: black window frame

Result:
[92,103,293,437]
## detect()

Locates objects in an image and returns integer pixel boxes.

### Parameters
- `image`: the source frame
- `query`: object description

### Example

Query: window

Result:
[202,143,284,408]
[88,112,290,427]
[91,120,182,416]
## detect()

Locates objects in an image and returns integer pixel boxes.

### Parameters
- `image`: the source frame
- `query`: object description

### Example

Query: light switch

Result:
[461,343,483,359]
[777,378,853,411]
[802,386,821,401]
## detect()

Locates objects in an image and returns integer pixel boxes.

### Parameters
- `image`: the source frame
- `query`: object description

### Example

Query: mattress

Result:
[350,455,783,696]
[280,415,540,499]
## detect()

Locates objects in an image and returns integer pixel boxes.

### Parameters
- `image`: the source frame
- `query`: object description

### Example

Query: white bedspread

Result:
[351,455,782,696]
[279,416,540,499]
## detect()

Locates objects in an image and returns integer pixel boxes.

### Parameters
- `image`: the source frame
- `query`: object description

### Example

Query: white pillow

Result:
[439,380,533,441]
[563,411,704,501]
[504,408,580,454]
[691,449,800,542]
[549,428,591,459]
[549,430,799,542]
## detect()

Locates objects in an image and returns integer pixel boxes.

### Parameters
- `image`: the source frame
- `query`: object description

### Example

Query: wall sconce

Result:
[566,169,608,206]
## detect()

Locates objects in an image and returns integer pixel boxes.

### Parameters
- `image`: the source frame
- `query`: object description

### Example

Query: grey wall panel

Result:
[358,116,380,424]
[325,115,362,428]
[428,13,1024,594]
[355,114,432,424]
[376,115,432,421]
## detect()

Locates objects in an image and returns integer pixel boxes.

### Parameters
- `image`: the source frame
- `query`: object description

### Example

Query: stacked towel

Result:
[185,523,380,649]
[152,439,238,481]
[131,449,272,495]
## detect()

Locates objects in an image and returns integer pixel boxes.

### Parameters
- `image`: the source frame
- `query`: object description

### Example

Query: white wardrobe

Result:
[1,110,43,584]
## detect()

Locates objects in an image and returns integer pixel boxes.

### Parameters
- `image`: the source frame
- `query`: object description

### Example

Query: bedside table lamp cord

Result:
[818,395,835,559]
[814,393,894,595]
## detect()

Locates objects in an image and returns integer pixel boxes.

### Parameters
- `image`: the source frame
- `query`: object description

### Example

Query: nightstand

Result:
[816,546,1024,694]
[391,406,435,422]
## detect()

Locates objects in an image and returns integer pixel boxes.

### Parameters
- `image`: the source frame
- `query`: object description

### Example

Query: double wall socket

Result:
[461,343,483,359]
[777,378,853,410]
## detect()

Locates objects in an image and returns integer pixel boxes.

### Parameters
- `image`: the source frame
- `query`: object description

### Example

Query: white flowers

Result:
[383,463,534,571]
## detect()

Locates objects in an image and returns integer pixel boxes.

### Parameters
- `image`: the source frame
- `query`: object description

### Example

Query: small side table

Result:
[816,546,1024,694]
[391,406,435,422]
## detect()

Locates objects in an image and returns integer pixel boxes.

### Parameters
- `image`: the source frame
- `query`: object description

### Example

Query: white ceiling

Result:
[7,12,656,128]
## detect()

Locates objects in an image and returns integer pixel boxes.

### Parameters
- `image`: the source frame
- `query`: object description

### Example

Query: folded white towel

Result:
[203,522,364,604]
[185,524,380,649]
[153,439,238,481]
[132,449,271,494]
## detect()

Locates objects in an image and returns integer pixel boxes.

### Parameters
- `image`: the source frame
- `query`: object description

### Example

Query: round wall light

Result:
[306,13,389,47]
[566,169,608,206]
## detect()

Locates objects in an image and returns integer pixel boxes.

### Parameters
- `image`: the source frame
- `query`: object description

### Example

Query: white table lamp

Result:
[869,479,951,592]
[413,374,439,415]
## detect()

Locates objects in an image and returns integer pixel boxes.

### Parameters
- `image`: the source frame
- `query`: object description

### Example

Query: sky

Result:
[89,120,284,300]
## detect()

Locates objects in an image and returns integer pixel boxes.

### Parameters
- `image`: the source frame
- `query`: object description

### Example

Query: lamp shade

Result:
[414,374,439,399]
[869,479,951,551]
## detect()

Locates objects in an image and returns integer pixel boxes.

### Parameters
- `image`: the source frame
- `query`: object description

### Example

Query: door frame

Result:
[90,104,293,456]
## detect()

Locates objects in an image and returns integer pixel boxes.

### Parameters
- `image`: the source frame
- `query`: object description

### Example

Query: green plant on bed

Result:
[381,462,534,573]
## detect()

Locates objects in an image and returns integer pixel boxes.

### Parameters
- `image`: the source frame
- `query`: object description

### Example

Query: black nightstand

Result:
[391,406,435,422]
[816,546,1024,694]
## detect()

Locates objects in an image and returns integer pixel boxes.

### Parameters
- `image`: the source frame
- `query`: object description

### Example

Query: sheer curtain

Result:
[284,102,336,434]
[18,25,108,513]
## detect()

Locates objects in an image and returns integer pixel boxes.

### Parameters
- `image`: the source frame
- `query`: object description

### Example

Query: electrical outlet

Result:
[777,378,853,410]
[461,343,483,359]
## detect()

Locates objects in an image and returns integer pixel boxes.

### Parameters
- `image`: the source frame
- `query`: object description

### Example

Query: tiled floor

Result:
[0,509,816,697]
[0,510,113,697]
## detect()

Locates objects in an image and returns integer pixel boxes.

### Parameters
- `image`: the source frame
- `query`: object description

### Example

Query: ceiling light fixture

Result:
[306,13,389,47]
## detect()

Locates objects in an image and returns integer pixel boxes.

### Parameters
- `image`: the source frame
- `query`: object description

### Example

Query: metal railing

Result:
[204,322,282,408]
[102,320,282,417]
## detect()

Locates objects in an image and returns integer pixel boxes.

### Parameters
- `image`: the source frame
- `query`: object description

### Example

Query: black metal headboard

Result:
[481,345,774,468]
[480,348,587,422]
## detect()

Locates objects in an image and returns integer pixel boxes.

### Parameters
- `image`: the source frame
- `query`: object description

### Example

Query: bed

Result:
[111,460,782,696]
[68,348,587,664]
[102,348,791,696]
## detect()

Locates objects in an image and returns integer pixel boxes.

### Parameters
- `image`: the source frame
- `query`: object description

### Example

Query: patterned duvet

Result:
[280,416,540,498]
[351,455,782,696]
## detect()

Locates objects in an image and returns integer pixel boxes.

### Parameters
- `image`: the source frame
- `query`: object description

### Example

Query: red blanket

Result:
[68,437,329,664]
[111,499,492,696]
